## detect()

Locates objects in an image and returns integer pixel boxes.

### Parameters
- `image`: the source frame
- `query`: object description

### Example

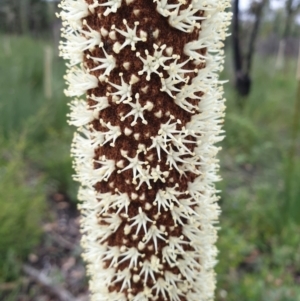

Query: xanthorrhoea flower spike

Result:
[59,1,231,300]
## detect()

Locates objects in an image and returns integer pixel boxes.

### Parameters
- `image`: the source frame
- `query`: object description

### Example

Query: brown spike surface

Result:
[83,1,206,299]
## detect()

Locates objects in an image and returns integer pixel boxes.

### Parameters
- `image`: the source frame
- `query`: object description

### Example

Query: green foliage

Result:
[28,127,77,201]
[0,35,68,139]
[0,35,76,283]
[216,55,300,300]
[0,34,76,200]
[0,137,45,282]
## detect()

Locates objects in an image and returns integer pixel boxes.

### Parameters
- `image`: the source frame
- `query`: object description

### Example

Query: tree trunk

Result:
[232,0,267,97]
[19,0,29,34]
[283,0,293,39]
[232,0,251,97]
[276,0,294,71]
[246,0,266,74]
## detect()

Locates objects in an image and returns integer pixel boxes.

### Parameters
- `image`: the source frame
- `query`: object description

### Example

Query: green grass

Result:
[0,34,76,198]
[0,34,300,299]
[215,55,300,300]
[0,35,69,138]
[0,35,76,283]
[0,136,45,282]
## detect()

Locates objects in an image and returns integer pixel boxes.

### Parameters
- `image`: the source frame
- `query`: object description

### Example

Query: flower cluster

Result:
[59,1,231,300]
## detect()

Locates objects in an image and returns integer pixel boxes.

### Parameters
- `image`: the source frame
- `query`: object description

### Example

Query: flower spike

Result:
[59,0,231,300]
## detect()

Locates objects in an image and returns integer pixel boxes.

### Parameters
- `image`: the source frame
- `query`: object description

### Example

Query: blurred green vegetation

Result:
[0,34,76,283]
[0,34,299,300]
[0,136,45,282]
[215,54,300,300]
[0,35,76,197]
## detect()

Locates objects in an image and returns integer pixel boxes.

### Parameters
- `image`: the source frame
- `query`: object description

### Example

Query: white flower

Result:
[168,6,205,33]
[154,190,172,212]
[153,43,174,67]
[148,134,170,161]
[67,99,95,127]
[102,246,121,268]
[162,245,177,267]
[173,83,201,113]
[59,0,90,24]
[134,166,153,190]
[168,236,189,254]
[88,94,110,112]
[60,21,103,65]
[160,76,182,98]
[113,191,131,214]
[118,247,141,268]
[64,66,98,97]
[100,213,122,233]
[136,50,161,81]
[93,157,115,182]
[99,0,122,16]
[89,127,105,148]
[130,208,153,235]
[167,284,184,301]
[87,47,116,77]
[143,225,166,252]
[111,268,131,291]
[152,277,169,299]
[164,56,193,82]
[117,152,147,183]
[132,292,149,301]
[74,156,115,186]
[71,127,95,163]
[81,20,103,45]
[107,73,132,104]
[96,191,130,215]
[59,30,84,66]
[99,119,121,146]
[139,258,158,283]
[171,205,191,226]
[153,187,181,212]
[154,0,181,17]
[112,20,144,52]
[120,93,148,125]
[150,165,169,183]
[159,117,180,137]
[184,38,208,62]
